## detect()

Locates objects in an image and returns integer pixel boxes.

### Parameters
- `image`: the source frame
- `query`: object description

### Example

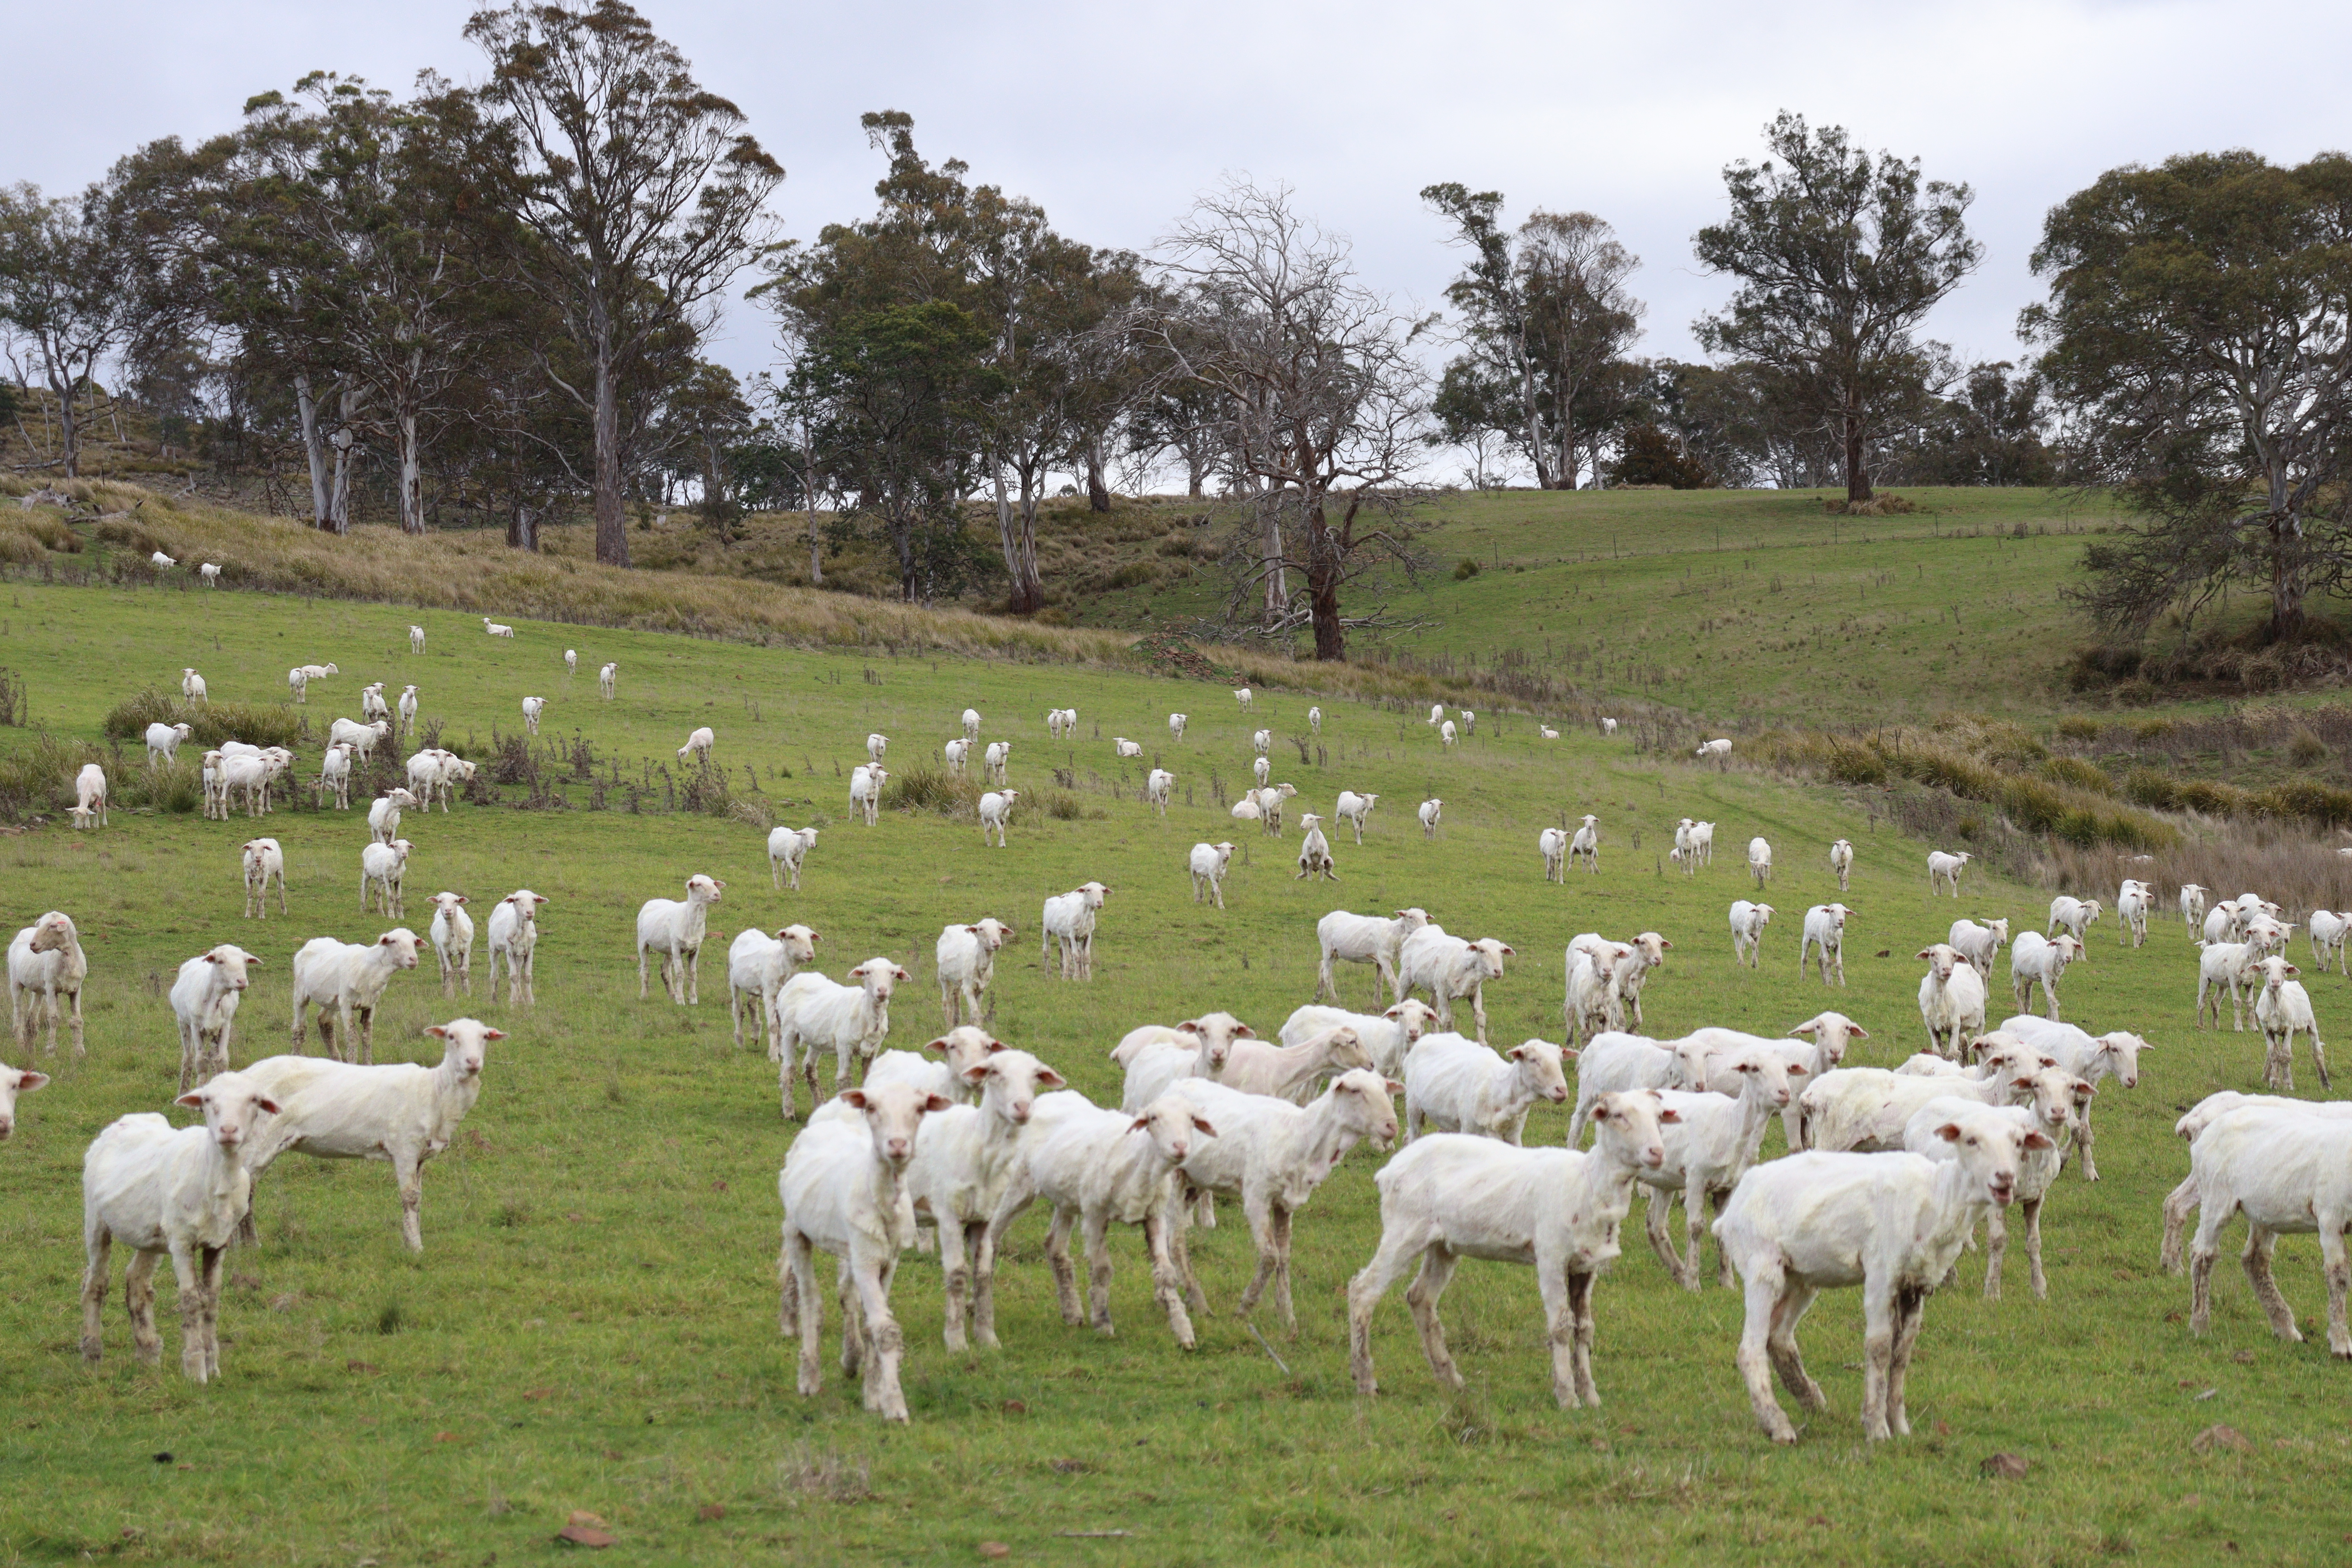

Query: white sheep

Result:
[2196,939,2262,1031]
[288,928,421,1063]
[1800,1062,2074,1155]
[485,889,547,1005]
[1279,998,1441,1081]
[984,740,1011,784]
[241,837,287,919]
[942,737,971,775]
[396,685,418,738]
[314,745,352,811]
[2008,930,2084,1021]
[1113,1013,1257,1114]
[145,721,192,767]
[1994,1014,2148,1181]
[287,666,310,704]
[483,618,515,637]
[1715,1108,2051,1443]
[728,922,823,1053]
[1417,798,1442,839]
[1829,838,1855,893]
[79,1071,284,1383]
[360,838,411,918]
[1746,835,1773,888]
[2251,955,2330,1092]
[1397,926,1514,1044]
[2160,1093,2352,1272]
[1116,736,1143,760]
[1188,841,1236,908]
[1316,906,1430,1006]
[1252,755,1271,788]
[1040,881,1109,980]
[1927,849,1971,897]
[1145,768,1174,816]
[935,917,1013,1027]
[1799,903,1853,986]
[1539,725,1559,740]
[2048,895,2103,941]
[169,944,263,1093]
[1564,940,1635,1045]
[1696,737,1733,762]
[1572,930,1673,1036]
[368,786,417,846]
[1168,712,1187,740]
[1167,1070,1398,1328]
[1729,900,1774,969]
[848,763,889,826]
[1639,1048,1804,1289]
[0,1058,50,1140]
[903,1047,1067,1350]
[1250,781,1296,834]
[1404,1032,1570,1143]
[778,1080,954,1420]
[2309,908,2350,976]
[2180,882,2209,938]
[961,707,983,741]
[1904,1089,2077,1299]
[2182,1103,2352,1359]
[1348,1090,1675,1408]
[241,1018,501,1252]
[72,762,107,829]
[767,825,820,891]
[1538,827,1568,884]
[328,716,390,764]
[151,550,176,568]
[1427,704,1443,724]
[520,696,545,735]
[866,732,888,762]
[9,911,88,1056]
[1561,814,1599,874]
[200,750,227,819]
[978,789,1019,848]
[181,668,207,704]
[1295,813,1336,882]
[775,958,911,1118]
[1308,706,1323,733]
[1687,820,1716,868]
[677,726,715,762]
[1333,790,1377,844]
[1046,708,1070,739]
[635,873,723,1004]
[361,682,391,723]
[598,662,617,699]
[1249,727,1272,757]
[1947,916,2009,977]
[425,891,474,998]
[409,624,426,654]
[2116,880,2152,947]
[1234,688,1253,711]
[1439,719,1458,750]
[1218,1024,1375,1104]
[564,648,577,675]
[1917,942,1988,1056]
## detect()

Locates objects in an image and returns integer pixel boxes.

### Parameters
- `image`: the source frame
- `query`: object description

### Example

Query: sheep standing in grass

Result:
[181,668,207,704]
[728,923,822,1053]
[1168,712,1187,740]
[1417,798,1442,838]
[848,764,889,826]
[1798,904,1853,987]
[2182,1103,2352,1359]
[0,1060,50,1140]
[2308,909,2350,976]
[10,911,87,1057]
[962,708,982,741]
[485,890,547,1005]
[360,839,411,919]
[72,763,107,829]
[1746,837,1772,888]
[1995,1014,2147,1182]
[242,838,287,918]
[904,1048,1067,1350]
[361,683,390,723]
[520,696,545,736]
[79,1072,283,1384]
[1040,881,1110,980]
[935,917,1013,1027]
[2251,955,2330,1091]
[314,746,352,810]
[867,732,888,762]
[396,686,418,739]
[1144,768,1174,816]
[2180,883,2208,939]
[1729,900,1773,969]
[599,662,617,699]
[1539,828,1568,884]
[1568,815,1600,874]
[409,625,426,654]
[289,928,422,1063]
[1334,790,1377,843]
[677,726,715,763]
[1439,719,1458,750]
[978,789,1019,848]
[1252,755,1272,788]
[145,722,192,767]
[1279,999,1441,1081]
[636,874,724,1004]
[368,787,417,846]
[169,945,263,1093]
[1189,841,1236,908]
[1927,849,1971,897]
[775,959,911,1117]
[1947,917,2008,978]
[1315,907,1430,1006]
[984,741,1011,785]
[942,738,971,776]
[2116,880,2152,947]
[1404,1033,1570,1144]
[1296,814,1337,881]
[1697,738,1733,763]
[767,826,820,891]
[426,892,474,998]
[1917,942,1988,1057]
[2048,896,2103,942]
[2196,939,2262,1031]
[1398,927,1516,1044]
[1829,838,1854,892]
[2008,930,2084,1021]
[564,648,577,675]
[1639,1047,1803,1290]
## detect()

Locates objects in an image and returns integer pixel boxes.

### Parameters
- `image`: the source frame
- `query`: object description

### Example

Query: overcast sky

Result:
[11,0,2349,475]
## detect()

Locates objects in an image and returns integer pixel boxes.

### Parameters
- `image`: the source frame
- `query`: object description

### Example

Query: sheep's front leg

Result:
[637,943,650,1001]
[1143,1210,1196,1348]
[2243,1226,2302,1342]
[2320,1218,2352,1360]
[1768,1283,1826,1411]
[1885,1282,1927,1437]
[168,1243,210,1383]
[2021,1197,2048,1299]
[197,1243,226,1380]
[1858,1278,1897,1441]
[777,1033,800,1121]
[1234,1193,1281,1321]
[1680,1180,1709,1292]
[1641,1187,1686,1286]
[354,1002,376,1066]
[1982,1203,2009,1299]
[1566,1266,1602,1407]
[80,1228,111,1364]
[1538,1256,1580,1408]
[835,1259,863,1376]
[2159,1174,2200,1274]
[850,1249,909,1420]
[1045,1204,1083,1325]
[2074,1109,2100,1182]
[124,1249,162,1366]
[2313,1030,2332,1090]
[788,1235,825,1397]
[685,944,701,1006]
[1266,1205,1296,1331]
[1082,1206,1118,1336]
[393,1148,427,1253]
[1468,986,1490,1046]
[937,1215,973,1352]
[1404,1245,1464,1390]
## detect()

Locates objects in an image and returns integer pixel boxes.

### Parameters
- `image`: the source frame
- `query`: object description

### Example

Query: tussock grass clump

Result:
[881,766,980,818]
[0,732,203,819]
[101,688,307,750]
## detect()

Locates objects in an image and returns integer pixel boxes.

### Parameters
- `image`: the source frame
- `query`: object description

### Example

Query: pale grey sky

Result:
[11,0,2347,477]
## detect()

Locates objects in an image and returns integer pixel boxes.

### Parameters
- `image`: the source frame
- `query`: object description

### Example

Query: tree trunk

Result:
[294,373,330,528]
[1186,452,1205,497]
[45,361,79,480]
[2272,515,2307,637]
[1305,502,1345,662]
[508,499,537,551]
[1521,354,1554,489]
[396,400,425,535]
[1843,401,1872,504]
[800,427,823,585]
[993,463,1044,615]
[1261,502,1289,624]
[1085,439,1111,512]
[592,333,630,566]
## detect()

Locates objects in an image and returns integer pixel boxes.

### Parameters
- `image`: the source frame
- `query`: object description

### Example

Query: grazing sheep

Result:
[169,945,263,1094]
[485,889,548,1005]
[1234,688,1253,711]
[962,708,982,741]
[1696,738,1733,762]
[151,550,176,568]
[767,826,820,891]
[2048,895,2103,942]
[1539,725,1559,740]
[1829,838,1854,892]
[1309,706,1323,734]
[1316,906,1431,1006]
[241,837,287,919]
[1189,841,1236,908]
[1729,901,1774,969]
[72,763,107,829]
[520,696,545,735]
[1601,717,1618,735]
[635,874,724,1004]
[10,911,88,1057]
[1439,719,1458,750]
[677,726,715,762]
[1417,798,1442,838]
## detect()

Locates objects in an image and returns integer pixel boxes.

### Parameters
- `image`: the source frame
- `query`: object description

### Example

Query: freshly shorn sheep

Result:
[1168,712,1187,740]
[520,696,545,735]
[978,789,1020,848]
[1113,1013,1257,1114]
[935,917,1013,1027]
[728,922,822,1053]
[2183,1102,2352,1359]
[10,911,89,1057]
[768,825,820,891]
[1189,841,1236,908]
[289,928,423,1063]
[942,737,971,775]
[778,1080,955,1421]
[485,889,548,1005]
[368,787,417,846]
[1947,916,2009,977]
[2251,955,2330,1092]
[425,892,474,998]
[1279,998,1441,1080]
[598,662,617,699]
[1040,881,1110,980]
[1417,798,1442,838]
[242,837,287,919]
[1829,838,1855,892]
[984,741,1011,784]
[2048,896,2103,942]
[1747,837,1773,889]
[1994,1014,2148,1182]
[1902,1091,2078,1300]
[72,762,107,829]
[2196,939,2263,1031]
[1799,1062,2077,1156]
[1568,815,1600,873]
[774,958,911,1118]
[636,874,724,1004]
[2180,883,2209,939]
[80,1071,284,1383]
[1638,1048,1804,1289]
[1145,769,1174,816]
[0,1058,51,1140]
[2117,880,2153,947]
[1714,1107,2050,1443]
[1397,926,1515,1044]
[1348,1090,1674,1409]
[1539,828,1569,884]
[1295,814,1337,882]
[241,1018,502,1252]
[169,944,263,1093]
[2160,1093,2352,1272]
[1316,906,1431,1006]
[315,746,352,811]
[145,721,193,766]
[1927,849,1971,897]
[1564,939,1635,1045]
[1799,904,1853,987]
[677,726,715,762]
[2310,908,2351,976]
[2008,930,2085,1021]
[848,764,889,827]
[903,1047,1066,1350]
[1729,900,1774,969]
[359,838,411,919]
[1334,790,1378,844]
[1219,1024,1374,1105]
[1404,1032,1570,1143]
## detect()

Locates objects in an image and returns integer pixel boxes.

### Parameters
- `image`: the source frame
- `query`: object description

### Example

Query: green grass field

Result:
[2,580,2349,1565]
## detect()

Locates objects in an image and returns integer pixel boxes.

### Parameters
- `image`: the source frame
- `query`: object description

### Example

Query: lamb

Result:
[903,1048,1067,1350]
[1568,814,1600,873]
[2196,939,2263,1031]
[368,786,418,846]
[1602,717,1619,735]
[72,762,108,829]
[1564,939,1635,1044]
[1040,880,1110,980]
[1112,1013,1258,1113]
[1904,1088,2077,1299]
[200,750,229,819]
[1188,841,1236,908]
[2180,882,2209,938]
[1145,769,1174,816]
[169,945,263,1093]
[728,922,823,1053]
[520,696,546,736]
[1539,725,1559,740]
[774,958,911,1118]
[1295,813,1337,881]
[2310,908,2351,976]
[1597,930,1672,1031]
[1947,916,2009,977]
[361,682,390,723]
[1045,708,1071,740]
[941,738,971,775]
[1229,797,1262,827]
[485,889,548,1005]
[359,838,411,918]
[1234,687,1253,711]
[1687,819,1716,868]
[598,662,617,699]
[330,719,389,762]
[677,726,715,762]
[1309,706,1323,733]
[1168,712,1187,740]
[199,561,220,584]
[2008,930,2085,1021]
[1114,737,1143,760]
[777,1080,955,1420]
[1730,900,1774,968]
[288,666,310,704]
[1316,790,1374,847]
[1697,737,1733,762]
[1916,943,1988,1057]
[151,551,176,568]
[2116,880,2152,947]
[1316,906,1430,1005]
[410,624,426,654]
[2182,1103,2352,1359]
[935,917,1013,1027]
[1167,1070,1399,1328]
[1397,926,1515,1044]
[1829,838,1855,892]
[181,668,206,704]
[1715,1107,2051,1443]
[1538,827,1569,884]
[1404,1033,1570,1143]
[1460,709,1476,735]
[1439,719,1459,750]
[962,707,982,740]
[1417,798,1442,838]
[767,825,820,891]
[635,874,723,1005]
[564,648,578,675]
[1799,1062,2076,1155]
[0,1059,49,1140]
[241,837,287,919]
[2048,895,2103,942]
[2251,955,2330,1092]
[425,892,474,998]
[1927,849,1971,897]
[1252,755,1272,788]
[79,1071,284,1383]
[866,732,888,763]
[1218,1024,1375,1104]
[9,911,87,1056]
[1639,1048,1804,1289]
[1993,1014,2150,1182]
[1747,836,1773,888]
[984,740,1011,784]
[289,928,422,1063]
[1426,704,1443,724]
[483,618,515,637]
[240,1018,501,1253]
[145,721,193,766]
[978,789,1019,848]
[314,745,352,810]
[848,764,888,826]
[1348,1090,1674,1408]
[1279,999,1442,1080]
[1248,781,1297,834]
[1800,903,1854,986]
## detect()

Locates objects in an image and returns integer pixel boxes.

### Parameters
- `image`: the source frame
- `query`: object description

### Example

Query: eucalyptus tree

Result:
[0,181,138,478]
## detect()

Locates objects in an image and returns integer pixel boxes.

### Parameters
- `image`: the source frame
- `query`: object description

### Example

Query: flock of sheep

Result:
[7,635,2348,1450]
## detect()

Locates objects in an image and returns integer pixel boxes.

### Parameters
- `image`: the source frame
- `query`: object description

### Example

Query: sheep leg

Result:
[1143,1210,1196,1349]
[2188,1226,2221,1336]
[777,1034,800,1121]
[1679,1180,1709,1292]
[2242,1226,2301,1342]
[1643,1187,1688,1286]
[2021,1197,2047,1299]
[1885,1284,1927,1437]
[80,1226,111,1364]
[64,985,83,1058]
[1768,1283,1826,1411]
[196,1243,226,1381]
[1045,1204,1083,1326]
[1859,1280,1898,1442]
[125,1247,163,1367]
[850,1252,909,1420]
[168,1243,211,1383]
[940,1218,977,1353]
[1736,1267,1800,1445]
[2159,1174,2200,1273]
[2314,1030,2332,1090]
[1712,1190,1736,1289]
[2320,1218,2352,1359]
[1082,1207,1119,1335]
[1267,1206,1296,1331]
[355,1003,375,1066]
[1467,988,1488,1047]
[393,1148,426,1253]
[1392,1244,1463,1390]
[685,945,701,1006]
[637,944,650,1002]
[835,1259,863,1376]
[785,1234,823,1396]
[1982,1203,2008,1299]
[2071,1108,2100,1182]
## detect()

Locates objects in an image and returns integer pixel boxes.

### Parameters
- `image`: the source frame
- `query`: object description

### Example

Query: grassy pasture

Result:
[0,581,2348,1564]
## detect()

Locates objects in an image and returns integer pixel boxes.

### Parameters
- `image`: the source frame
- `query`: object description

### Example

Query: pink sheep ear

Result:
[1128,1116,1153,1134]
[1036,1067,1067,1089]
[840,1090,869,1110]
[426,1025,449,1039]
[923,1037,951,1055]
[958,1063,991,1085]
[1658,1106,1683,1123]
[1657,939,1674,950]
[256,1096,282,1116]
[205,952,222,964]
[922,1093,955,1113]
[1233,1024,1255,1038]
[175,1091,205,1108]
[985,1039,1008,1054]
[1935,1122,1963,1143]
[893,967,912,982]
[1191,1115,1218,1136]
[1849,1025,1871,1039]
[16,1072,49,1092]
[1787,1062,1809,1074]
[2023,1130,2056,1151]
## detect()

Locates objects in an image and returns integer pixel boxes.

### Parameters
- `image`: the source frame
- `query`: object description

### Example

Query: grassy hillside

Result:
[0,579,2346,1562]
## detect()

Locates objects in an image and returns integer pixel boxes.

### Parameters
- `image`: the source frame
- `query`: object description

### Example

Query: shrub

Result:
[2131,718,2177,743]
[2042,756,2111,792]
[880,766,979,817]
[1453,557,1480,581]
[2289,728,2330,767]
[2259,779,2352,828]
[1103,561,1158,591]
[2176,779,2252,816]
[2055,717,2101,741]
[2123,769,2179,810]
[101,688,307,750]
[1824,743,1887,786]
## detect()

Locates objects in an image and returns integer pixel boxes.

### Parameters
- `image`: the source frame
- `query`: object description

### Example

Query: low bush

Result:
[101,688,307,750]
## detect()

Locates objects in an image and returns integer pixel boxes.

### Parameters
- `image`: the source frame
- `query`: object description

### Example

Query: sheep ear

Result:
[16,1072,49,1092]
[1915,949,1935,960]
[482,1029,506,1041]
[1849,1025,1871,1040]
[1658,1106,1683,1123]
[922,1037,951,1055]
[175,1091,205,1108]
[1383,1005,1402,1019]
[894,967,912,981]
[1034,1067,1067,1089]
[840,1090,869,1110]
[958,1062,992,1086]
[2011,1076,2036,1089]
[1787,1062,1809,1074]
[1935,1122,1963,1143]
[205,952,222,964]
[1128,1116,1154,1134]
[254,1096,282,1115]
[1233,1024,1255,1037]
[922,1094,955,1113]
[1191,1116,1218,1136]
[965,925,982,935]
[1658,939,1674,950]
[1383,1078,1405,1095]
[2076,1080,2098,1098]
[1508,1045,1532,1061]
[425,1025,450,1039]
[2024,1130,2056,1150]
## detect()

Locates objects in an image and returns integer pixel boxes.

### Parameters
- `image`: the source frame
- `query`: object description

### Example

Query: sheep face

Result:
[1933,1111,2051,1207]
[1130,1092,1218,1165]
[425,1020,504,1078]
[1587,1089,1676,1168]
[172,1071,283,1152]
[968,1049,1065,1127]
[0,1065,52,1140]
[840,1080,951,1170]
